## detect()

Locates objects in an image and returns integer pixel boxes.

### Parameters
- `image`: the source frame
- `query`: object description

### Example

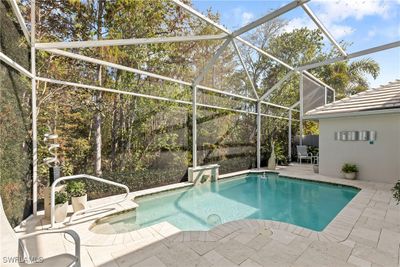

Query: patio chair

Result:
[0,197,80,266]
[296,145,313,164]
[312,152,319,165]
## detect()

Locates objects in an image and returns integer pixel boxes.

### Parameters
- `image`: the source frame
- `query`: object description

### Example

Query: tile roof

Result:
[305,79,400,119]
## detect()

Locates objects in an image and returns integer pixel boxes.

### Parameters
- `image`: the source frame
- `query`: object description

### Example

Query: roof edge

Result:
[304,108,400,120]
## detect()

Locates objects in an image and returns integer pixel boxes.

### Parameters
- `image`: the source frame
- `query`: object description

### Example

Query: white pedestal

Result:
[44,185,64,219]
[188,164,219,185]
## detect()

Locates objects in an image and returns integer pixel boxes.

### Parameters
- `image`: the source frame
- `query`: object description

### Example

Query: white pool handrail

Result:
[50,174,130,228]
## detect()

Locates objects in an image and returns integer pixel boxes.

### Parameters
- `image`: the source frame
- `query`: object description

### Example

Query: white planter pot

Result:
[313,165,319,173]
[344,172,357,180]
[54,202,68,223]
[71,194,87,212]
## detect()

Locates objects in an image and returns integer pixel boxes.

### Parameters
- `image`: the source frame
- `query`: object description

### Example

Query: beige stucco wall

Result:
[319,113,400,183]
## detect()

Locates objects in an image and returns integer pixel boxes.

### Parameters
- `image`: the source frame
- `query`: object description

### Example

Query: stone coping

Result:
[188,164,220,171]
[15,166,395,249]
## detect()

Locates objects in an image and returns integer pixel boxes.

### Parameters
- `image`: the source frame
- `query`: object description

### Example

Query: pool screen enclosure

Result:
[1,0,399,215]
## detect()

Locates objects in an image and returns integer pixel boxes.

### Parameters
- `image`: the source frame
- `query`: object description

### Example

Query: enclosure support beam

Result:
[260,71,294,101]
[36,77,295,118]
[236,37,335,96]
[45,48,193,86]
[301,4,347,57]
[171,0,337,99]
[232,0,309,37]
[193,38,232,86]
[191,38,231,168]
[36,77,193,105]
[232,40,259,99]
[304,72,335,92]
[261,101,298,112]
[236,37,294,70]
[36,77,294,172]
[0,51,32,78]
[171,0,230,34]
[31,0,38,216]
[8,0,30,44]
[290,101,300,109]
[45,48,296,112]
[257,101,261,169]
[35,34,228,49]
[299,41,400,71]
[288,110,292,162]
[45,49,295,109]
[299,71,304,146]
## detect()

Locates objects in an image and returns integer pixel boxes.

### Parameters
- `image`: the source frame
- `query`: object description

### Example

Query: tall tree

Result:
[319,59,380,99]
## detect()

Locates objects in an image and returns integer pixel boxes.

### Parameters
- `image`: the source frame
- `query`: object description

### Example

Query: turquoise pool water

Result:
[92,174,359,233]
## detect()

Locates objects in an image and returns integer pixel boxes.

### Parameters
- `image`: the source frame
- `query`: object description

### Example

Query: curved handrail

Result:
[50,174,130,228]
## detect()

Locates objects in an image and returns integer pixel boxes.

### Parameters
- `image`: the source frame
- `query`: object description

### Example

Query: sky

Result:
[192,0,400,88]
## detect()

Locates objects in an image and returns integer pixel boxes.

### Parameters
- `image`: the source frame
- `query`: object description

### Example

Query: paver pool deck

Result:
[13,164,400,267]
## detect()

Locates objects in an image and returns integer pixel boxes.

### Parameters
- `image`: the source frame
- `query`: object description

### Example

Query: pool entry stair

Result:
[49,174,132,228]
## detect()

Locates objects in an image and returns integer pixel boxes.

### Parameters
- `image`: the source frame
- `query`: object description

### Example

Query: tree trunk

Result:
[94,0,105,176]
[94,68,102,176]
[111,71,121,170]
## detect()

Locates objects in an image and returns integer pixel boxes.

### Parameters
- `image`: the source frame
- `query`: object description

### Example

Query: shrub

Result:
[66,181,86,197]
[392,180,400,205]
[55,191,68,205]
[341,163,358,173]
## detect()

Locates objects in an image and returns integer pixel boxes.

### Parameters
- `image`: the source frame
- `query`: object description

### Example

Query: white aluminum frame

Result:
[231,0,310,37]
[0,0,398,215]
[299,41,400,71]
[8,0,30,44]
[0,51,32,77]
[301,3,346,57]
[35,34,228,49]
[31,0,38,215]
[260,71,295,101]
[232,40,259,99]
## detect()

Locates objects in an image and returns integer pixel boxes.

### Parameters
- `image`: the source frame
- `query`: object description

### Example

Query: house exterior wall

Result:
[319,113,400,183]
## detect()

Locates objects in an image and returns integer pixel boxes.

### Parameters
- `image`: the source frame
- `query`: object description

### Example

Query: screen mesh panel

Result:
[326,88,334,104]
[197,108,257,174]
[37,87,191,200]
[0,1,32,227]
[303,75,326,113]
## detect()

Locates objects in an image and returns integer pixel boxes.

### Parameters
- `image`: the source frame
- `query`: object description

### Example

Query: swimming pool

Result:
[91,173,359,233]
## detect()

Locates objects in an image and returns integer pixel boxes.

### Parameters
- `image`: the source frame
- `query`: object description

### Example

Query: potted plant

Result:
[392,180,400,204]
[342,163,358,180]
[66,180,87,212]
[54,191,68,223]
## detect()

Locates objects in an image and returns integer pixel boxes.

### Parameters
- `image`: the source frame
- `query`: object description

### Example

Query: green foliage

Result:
[318,59,380,99]
[392,180,400,205]
[66,181,86,197]
[274,141,288,165]
[341,163,358,173]
[55,191,68,205]
[308,146,319,156]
